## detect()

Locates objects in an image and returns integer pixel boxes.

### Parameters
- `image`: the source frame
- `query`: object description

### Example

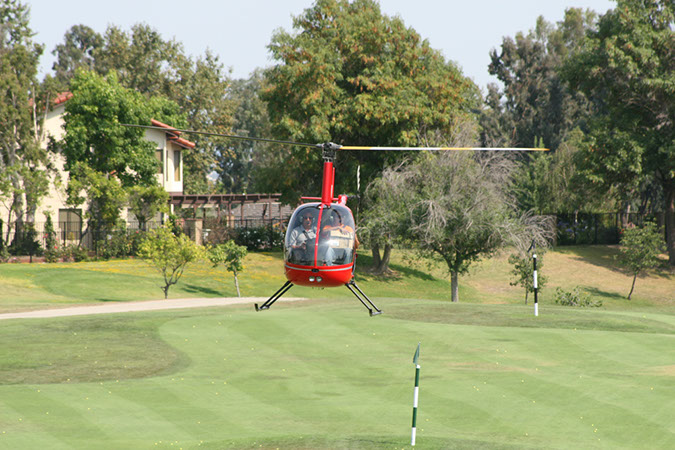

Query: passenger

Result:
[319,210,357,265]
[323,210,359,249]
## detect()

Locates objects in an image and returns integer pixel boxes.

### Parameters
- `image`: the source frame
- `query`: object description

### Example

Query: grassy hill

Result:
[0,245,672,313]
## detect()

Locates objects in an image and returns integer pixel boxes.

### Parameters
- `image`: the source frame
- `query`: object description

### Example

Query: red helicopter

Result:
[124,124,546,316]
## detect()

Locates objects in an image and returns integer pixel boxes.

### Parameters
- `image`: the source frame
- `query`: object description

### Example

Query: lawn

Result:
[0,300,673,449]
[0,246,672,314]
[0,246,672,448]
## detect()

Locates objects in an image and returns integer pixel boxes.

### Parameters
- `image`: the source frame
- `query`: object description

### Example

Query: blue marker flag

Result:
[413,342,421,365]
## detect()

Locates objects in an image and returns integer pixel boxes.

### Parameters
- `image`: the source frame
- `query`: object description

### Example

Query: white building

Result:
[0,92,193,246]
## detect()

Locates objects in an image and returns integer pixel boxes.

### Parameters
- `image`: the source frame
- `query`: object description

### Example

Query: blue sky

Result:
[26,0,615,91]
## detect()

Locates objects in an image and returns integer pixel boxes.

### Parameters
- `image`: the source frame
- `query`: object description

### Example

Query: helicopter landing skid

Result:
[346,280,382,316]
[255,280,294,312]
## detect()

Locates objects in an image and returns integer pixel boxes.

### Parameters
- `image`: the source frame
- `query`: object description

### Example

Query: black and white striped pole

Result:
[411,342,421,446]
[528,241,539,317]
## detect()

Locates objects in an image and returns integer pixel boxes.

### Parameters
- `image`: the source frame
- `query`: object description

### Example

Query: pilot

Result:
[288,211,317,262]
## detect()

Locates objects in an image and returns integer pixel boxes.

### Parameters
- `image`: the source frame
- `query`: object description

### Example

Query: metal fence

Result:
[552,212,665,245]
[0,212,664,255]
[0,217,289,254]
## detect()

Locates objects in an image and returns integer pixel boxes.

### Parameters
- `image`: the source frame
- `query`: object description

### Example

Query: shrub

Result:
[96,229,132,260]
[10,222,42,256]
[61,244,89,262]
[235,225,284,251]
[554,287,602,307]
[44,213,60,263]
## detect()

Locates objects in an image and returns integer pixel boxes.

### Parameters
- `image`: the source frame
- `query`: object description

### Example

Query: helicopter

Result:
[123,123,547,316]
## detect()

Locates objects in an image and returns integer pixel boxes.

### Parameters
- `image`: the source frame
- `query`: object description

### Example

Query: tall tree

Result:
[485,8,596,150]
[48,24,103,92]
[0,0,49,235]
[217,70,273,194]
[95,23,184,97]
[261,0,480,204]
[167,50,236,195]
[563,0,675,265]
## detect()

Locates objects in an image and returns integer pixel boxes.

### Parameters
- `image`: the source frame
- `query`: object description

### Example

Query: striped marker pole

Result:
[411,343,421,446]
[533,252,539,317]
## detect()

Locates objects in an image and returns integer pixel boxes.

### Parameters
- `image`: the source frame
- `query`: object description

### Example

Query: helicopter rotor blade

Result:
[120,124,318,148]
[338,146,549,152]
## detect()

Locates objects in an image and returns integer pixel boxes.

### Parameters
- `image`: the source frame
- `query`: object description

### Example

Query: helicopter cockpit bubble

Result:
[284,204,356,267]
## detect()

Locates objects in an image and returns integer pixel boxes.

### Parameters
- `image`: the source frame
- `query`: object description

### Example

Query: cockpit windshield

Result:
[285,204,356,267]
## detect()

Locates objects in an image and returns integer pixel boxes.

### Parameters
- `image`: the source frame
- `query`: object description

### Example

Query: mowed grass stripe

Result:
[0,385,114,448]
[1,301,674,448]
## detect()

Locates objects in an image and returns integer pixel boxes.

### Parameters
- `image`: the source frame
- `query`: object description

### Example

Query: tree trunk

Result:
[372,243,392,275]
[234,272,241,297]
[451,271,459,302]
[627,273,637,300]
[665,185,675,267]
[525,290,529,305]
[371,243,381,268]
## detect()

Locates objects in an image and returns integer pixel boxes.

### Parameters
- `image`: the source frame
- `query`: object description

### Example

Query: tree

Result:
[127,185,169,231]
[485,9,596,150]
[59,70,184,239]
[65,162,127,243]
[510,128,617,214]
[47,24,103,93]
[139,226,205,299]
[217,70,273,194]
[208,241,247,297]
[563,0,675,265]
[260,0,480,204]
[95,23,184,97]
[262,0,479,271]
[368,151,552,302]
[43,211,58,262]
[618,222,665,300]
[47,23,236,195]
[509,249,548,304]
[0,0,50,235]
[168,50,236,194]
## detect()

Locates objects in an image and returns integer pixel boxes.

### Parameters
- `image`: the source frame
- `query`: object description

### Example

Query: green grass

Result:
[0,246,672,314]
[0,246,672,448]
[0,300,673,449]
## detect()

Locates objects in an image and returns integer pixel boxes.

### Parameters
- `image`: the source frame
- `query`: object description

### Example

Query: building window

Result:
[155,149,163,174]
[58,209,82,242]
[174,150,181,181]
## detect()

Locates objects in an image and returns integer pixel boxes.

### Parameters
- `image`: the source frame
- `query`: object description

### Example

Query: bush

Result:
[44,213,60,263]
[95,229,132,260]
[95,226,151,260]
[234,225,284,251]
[554,287,602,307]
[10,222,43,256]
[61,244,89,262]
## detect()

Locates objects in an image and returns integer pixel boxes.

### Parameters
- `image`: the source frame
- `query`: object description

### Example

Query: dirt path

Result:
[0,297,307,320]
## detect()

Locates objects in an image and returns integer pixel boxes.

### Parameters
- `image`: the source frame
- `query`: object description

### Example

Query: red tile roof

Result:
[53,92,73,105]
[150,119,195,149]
